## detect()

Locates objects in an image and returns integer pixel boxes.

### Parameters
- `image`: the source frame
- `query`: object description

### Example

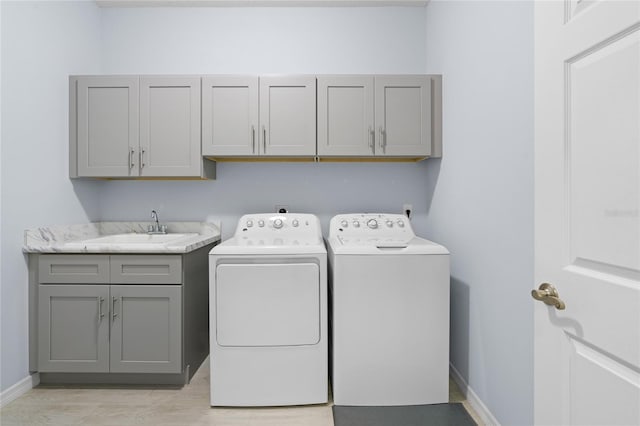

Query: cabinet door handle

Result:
[251,125,256,154]
[368,126,375,152]
[112,297,119,321]
[129,148,135,169]
[97,297,105,322]
[140,149,145,169]
[379,127,387,152]
[262,126,267,154]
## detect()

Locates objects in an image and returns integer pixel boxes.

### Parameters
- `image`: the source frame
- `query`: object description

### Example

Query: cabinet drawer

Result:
[39,255,109,284]
[110,255,182,284]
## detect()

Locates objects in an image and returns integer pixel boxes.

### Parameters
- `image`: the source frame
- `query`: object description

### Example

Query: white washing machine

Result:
[327,213,450,406]
[209,213,327,407]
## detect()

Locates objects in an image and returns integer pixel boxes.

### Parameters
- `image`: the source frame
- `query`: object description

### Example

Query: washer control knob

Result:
[292,219,299,227]
[397,219,405,228]
[386,220,393,228]
[367,219,378,229]
[258,220,265,227]
[353,220,360,228]
[246,220,253,228]
[273,218,284,229]
[340,220,349,228]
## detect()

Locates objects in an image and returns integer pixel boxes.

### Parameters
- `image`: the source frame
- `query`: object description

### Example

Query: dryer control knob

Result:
[246,220,253,227]
[353,221,360,228]
[258,220,265,227]
[367,219,378,229]
[397,219,405,227]
[340,220,349,228]
[386,220,393,228]
[273,218,284,229]
[292,219,299,227]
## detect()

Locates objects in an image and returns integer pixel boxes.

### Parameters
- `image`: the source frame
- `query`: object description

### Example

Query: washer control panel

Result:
[235,213,322,245]
[329,213,415,247]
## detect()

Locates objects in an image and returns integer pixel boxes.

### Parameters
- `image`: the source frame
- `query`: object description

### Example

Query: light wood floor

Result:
[1,360,483,425]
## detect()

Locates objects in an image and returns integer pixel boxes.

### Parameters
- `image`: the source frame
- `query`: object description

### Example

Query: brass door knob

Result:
[532,283,566,310]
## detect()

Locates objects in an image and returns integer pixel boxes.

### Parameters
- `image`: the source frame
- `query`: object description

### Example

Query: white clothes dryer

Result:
[209,213,327,407]
[327,213,450,406]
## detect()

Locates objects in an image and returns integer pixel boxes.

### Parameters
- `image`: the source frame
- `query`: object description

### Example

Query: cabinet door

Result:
[38,285,110,372]
[202,76,259,156]
[375,75,431,157]
[110,285,182,374]
[76,76,139,177]
[259,76,316,156]
[139,76,201,177]
[317,76,375,156]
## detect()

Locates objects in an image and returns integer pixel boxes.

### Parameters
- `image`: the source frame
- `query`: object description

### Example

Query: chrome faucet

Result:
[148,210,167,234]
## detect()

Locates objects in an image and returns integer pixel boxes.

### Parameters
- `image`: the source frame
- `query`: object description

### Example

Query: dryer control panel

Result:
[329,213,415,247]
[234,213,323,245]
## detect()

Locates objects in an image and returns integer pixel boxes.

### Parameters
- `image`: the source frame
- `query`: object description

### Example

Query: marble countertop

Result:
[23,221,221,254]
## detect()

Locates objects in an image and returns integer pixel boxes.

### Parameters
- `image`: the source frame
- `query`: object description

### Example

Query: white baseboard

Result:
[0,373,39,408]
[450,363,500,426]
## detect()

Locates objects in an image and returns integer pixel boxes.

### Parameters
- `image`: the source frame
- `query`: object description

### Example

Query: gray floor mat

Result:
[332,403,477,426]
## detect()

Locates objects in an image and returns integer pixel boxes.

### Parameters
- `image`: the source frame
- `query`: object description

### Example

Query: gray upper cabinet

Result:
[139,76,203,177]
[75,77,139,177]
[317,75,375,156]
[374,75,431,157]
[259,76,316,157]
[318,75,437,159]
[71,76,214,179]
[202,75,316,158]
[71,74,440,166]
[202,76,259,156]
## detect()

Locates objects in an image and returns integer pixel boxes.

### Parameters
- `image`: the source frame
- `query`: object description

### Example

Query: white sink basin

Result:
[71,233,198,246]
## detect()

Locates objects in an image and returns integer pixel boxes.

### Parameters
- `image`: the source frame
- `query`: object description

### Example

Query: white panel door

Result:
[139,76,201,177]
[202,76,259,156]
[215,263,320,347]
[76,76,139,177]
[535,1,640,425]
[317,76,375,156]
[374,75,431,157]
[259,76,316,156]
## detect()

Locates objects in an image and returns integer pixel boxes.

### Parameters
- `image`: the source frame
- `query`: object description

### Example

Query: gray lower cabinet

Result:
[110,285,181,374]
[38,285,110,373]
[34,249,211,383]
[38,284,181,374]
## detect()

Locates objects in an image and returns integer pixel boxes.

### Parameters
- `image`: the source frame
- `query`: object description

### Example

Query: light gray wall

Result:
[1,6,536,419]
[0,1,103,392]
[425,1,534,425]
[96,6,432,238]
[100,7,427,75]
[0,4,433,392]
